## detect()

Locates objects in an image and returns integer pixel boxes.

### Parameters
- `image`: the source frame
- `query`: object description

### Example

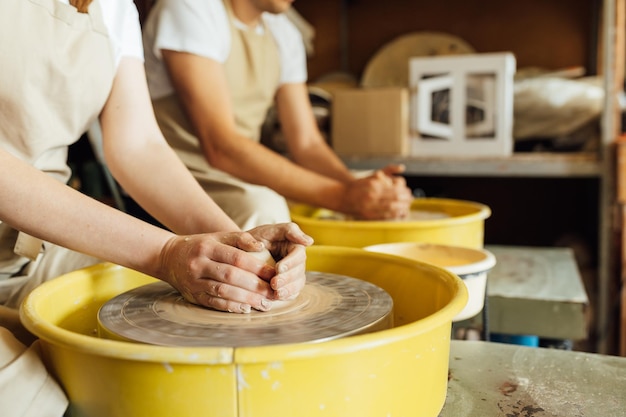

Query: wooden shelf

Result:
[343,151,601,178]
[304,0,622,354]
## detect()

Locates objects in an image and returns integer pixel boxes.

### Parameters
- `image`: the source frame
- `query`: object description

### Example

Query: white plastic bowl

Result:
[364,242,496,321]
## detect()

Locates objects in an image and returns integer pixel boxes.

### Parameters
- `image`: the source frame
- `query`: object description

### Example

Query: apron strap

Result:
[14,233,43,261]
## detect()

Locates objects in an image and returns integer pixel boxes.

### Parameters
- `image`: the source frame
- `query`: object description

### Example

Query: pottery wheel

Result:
[97,271,393,347]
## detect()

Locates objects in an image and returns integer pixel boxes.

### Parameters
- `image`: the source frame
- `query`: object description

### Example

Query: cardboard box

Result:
[331,87,409,157]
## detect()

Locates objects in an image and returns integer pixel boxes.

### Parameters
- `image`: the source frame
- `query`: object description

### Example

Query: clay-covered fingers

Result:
[379,163,406,176]
[158,234,283,313]
[389,174,413,218]
[373,168,411,197]
[248,222,313,263]
[246,222,314,251]
[370,169,412,219]
[270,244,307,300]
[242,224,310,300]
[180,258,278,313]
[186,271,275,314]
[345,172,412,220]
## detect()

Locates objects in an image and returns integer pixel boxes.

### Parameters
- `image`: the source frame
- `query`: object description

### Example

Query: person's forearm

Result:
[0,150,174,279]
[209,137,348,211]
[272,84,355,184]
[98,57,240,235]
[106,139,240,235]
[290,138,354,183]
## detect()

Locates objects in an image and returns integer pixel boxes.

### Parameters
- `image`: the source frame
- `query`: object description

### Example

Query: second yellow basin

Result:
[290,197,491,249]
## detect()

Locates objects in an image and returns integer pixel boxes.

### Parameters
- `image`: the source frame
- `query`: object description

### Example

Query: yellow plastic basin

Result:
[290,197,491,249]
[20,246,467,417]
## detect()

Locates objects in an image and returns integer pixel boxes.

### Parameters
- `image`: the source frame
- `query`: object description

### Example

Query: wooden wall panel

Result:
[622,202,626,356]
[295,0,595,81]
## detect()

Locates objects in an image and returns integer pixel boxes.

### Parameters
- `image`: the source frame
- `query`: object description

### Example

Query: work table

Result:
[439,340,626,416]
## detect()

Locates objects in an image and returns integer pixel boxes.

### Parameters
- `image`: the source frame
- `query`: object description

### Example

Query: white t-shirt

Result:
[142,0,307,100]
[58,0,143,66]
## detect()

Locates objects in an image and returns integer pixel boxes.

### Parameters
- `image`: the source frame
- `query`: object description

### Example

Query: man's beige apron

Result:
[152,0,291,230]
[0,0,115,415]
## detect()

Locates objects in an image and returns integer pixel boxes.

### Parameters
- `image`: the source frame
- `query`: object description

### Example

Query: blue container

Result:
[490,333,539,347]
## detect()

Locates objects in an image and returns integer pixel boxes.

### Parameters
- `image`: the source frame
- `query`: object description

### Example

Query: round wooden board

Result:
[361,31,476,88]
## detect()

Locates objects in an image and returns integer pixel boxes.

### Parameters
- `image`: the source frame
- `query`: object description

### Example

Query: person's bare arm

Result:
[0,57,314,312]
[162,50,413,219]
[275,83,413,219]
[99,57,315,308]
[100,57,240,235]
[275,83,354,182]
[161,50,347,212]
[0,144,312,312]
[0,146,172,277]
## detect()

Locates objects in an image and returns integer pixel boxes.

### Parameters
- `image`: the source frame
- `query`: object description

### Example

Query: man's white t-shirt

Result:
[58,0,144,66]
[142,0,308,100]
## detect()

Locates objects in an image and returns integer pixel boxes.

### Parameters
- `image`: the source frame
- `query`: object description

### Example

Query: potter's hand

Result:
[158,231,296,313]
[246,222,313,301]
[342,165,413,220]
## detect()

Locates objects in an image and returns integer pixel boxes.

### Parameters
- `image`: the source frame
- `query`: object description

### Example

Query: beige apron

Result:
[0,0,115,415]
[0,328,68,417]
[0,0,114,307]
[152,0,291,230]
